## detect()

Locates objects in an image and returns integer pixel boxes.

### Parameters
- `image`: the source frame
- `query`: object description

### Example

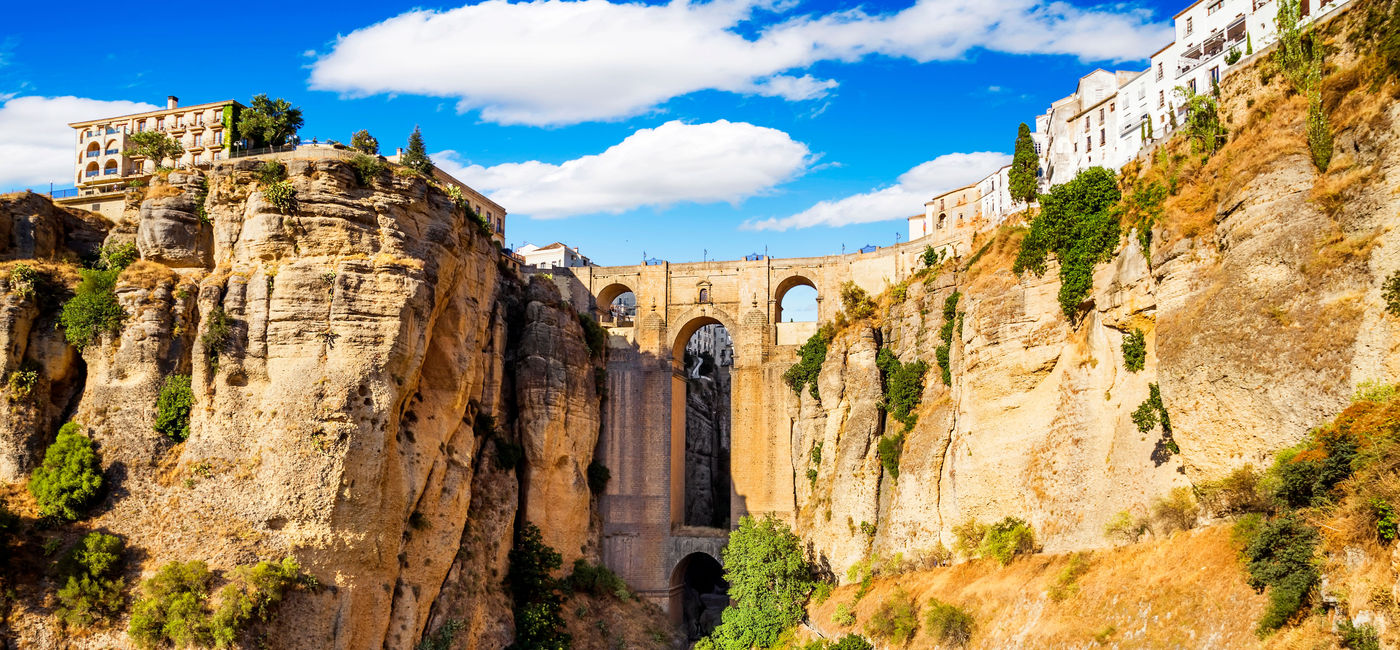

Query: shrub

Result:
[417,619,465,650]
[784,325,834,400]
[876,347,929,431]
[586,460,610,494]
[154,374,194,442]
[1196,465,1268,516]
[832,602,856,626]
[201,306,232,370]
[349,153,386,187]
[935,292,961,385]
[29,422,103,520]
[1225,46,1243,64]
[1354,380,1398,403]
[1371,498,1398,543]
[1232,512,1266,550]
[57,532,126,628]
[1012,167,1122,319]
[1151,487,1199,533]
[839,281,876,321]
[566,559,630,600]
[1272,434,1357,509]
[8,262,37,300]
[7,366,38,401]
[1338,619,1381,650]
[877,434,904,480]
[1048,552,1090,602]
[952,519,988,558]
[1175,86,1226,155]
[350,129,380,155]
[263,180,297,213]
[923,598,974,647]
[1382,271,1400,318]
[812,581,834,605]
[577,313,606,359]
[128,560,214,648]
[864,587,918,644]
[254,160,287,186]
[979,517,1035,565]
[811,441,823,466]
[921,245,944,268]
[1244,513,1319,635]
[1104,510,1149,543]
[830,634,873,650]
[59,269,125,350]
[707,515,814,649]
[1121,328,1146,372]
[506,522,569,649]
[807,468,818,485]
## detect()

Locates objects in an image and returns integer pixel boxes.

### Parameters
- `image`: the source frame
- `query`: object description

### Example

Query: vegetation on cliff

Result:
[783,325,833,400]
[506,522,570,649]
[701,516,814,649]
[1012,166,1122,319]
[29,422,103,520]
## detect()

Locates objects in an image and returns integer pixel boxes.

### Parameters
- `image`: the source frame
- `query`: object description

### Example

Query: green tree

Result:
[154,375,194,442]
[237,95,304,148]
[128,560,214,648]
[1008,122,1039,204]
[29,422,103,520]
[707,515,814,649]
[57,531,127,628]
[59,268,125,350]
[1175,86,1226,155]
[1011,167,1122,319]
[401,126,434,176]
[350,129,379,154]
[123,131,184,168]
[506,523,569,650]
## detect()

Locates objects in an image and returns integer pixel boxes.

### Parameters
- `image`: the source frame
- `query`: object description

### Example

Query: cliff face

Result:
[0,158,615,649]
[786,10,1400,574]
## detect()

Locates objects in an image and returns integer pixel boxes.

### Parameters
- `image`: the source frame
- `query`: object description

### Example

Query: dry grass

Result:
[561,591,674,649]
[1301,227,1381,277]
[963,222,1027,297]
[0,258,81,289]
[117,259,179,291]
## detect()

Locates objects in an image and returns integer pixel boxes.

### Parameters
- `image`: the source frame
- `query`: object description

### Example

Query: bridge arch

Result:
[669,309,740,368]
[670,551,728,641]
[773,274,818,324]
[595,282,637,326]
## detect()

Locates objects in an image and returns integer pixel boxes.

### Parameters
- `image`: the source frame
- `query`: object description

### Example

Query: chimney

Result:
[166,96,178,110]
[396,147,404,156]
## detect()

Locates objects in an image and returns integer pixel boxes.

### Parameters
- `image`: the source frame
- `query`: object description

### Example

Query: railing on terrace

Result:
[105,149,119,156]
[86,151,100,158]
[227,144,300,159]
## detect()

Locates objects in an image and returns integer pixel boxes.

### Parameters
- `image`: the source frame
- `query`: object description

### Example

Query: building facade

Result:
[516,242,592,269]
[907,183,982,254]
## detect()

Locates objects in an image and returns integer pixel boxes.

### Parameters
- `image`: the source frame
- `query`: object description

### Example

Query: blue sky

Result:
[0,0,1178,266]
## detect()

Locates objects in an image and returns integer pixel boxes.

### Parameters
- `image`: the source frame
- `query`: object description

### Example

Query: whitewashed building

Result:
[516,242,592,269]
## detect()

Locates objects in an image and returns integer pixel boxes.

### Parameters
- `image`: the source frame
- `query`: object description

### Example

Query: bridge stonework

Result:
[567,240,932,615]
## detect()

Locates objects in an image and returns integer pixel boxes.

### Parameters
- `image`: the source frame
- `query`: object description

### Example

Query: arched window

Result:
[698,288,710,303]
[84,161,99,178]
[103,160,118,176]
[596,283,637,326]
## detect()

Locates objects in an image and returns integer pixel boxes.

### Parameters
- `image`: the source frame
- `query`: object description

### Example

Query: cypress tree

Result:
[1008,123,1039,205]
[401,126,434,176]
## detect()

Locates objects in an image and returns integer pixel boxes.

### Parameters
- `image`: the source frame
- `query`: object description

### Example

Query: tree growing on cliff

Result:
[1008,122,1039,205]
[123,131,183,168]
[706,515,813,649]
[401,126,434,176]
[506,523,569,649]
[350,129,379,155]
[29,422,103,521]
[237,94,303,148]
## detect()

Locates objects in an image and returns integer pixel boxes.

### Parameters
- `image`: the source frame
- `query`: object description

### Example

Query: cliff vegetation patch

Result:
[1012,166,1122,320]
[783,324,833,400]
[28,422,103,521]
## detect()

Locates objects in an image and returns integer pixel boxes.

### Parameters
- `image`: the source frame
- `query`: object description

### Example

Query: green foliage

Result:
[829,634,873,650]
[349,153,386,187]
[8,262,38,300]
[350,129,380,155]
[812,581,834,605]
[952,519,988,558]
[784,324,834,400]
[1355,379,1399,403]
[832,602,856,626]
[101,242,139,271]
[253,160,287,186]
[1371,498,1398,543]
[155,374,194,442]
[877,434,904,480]
[876,347,929,432]
[417,620,466,650]
[1306,78,1333,172]
[1048,553,1090,602]
[1357,0,1400,86]
[924,598,974,647]
[29,422,102,520]
[1244,513,1319,635]
[124,130,184,165]
[566,558,630,600]
[935,292,960,385]
[193,175,210,225]
[979,517,1035,565]
[1175,86,1226,155]
[839,281,875,321]
[7,365,37,401]
[1121,328,1146,372]
[864,587,918,644]
[586,460,610,494]
[493,436,524,471]
[128,561,213,649]
[577,313,606,359]
[806,468,818,485]
[57,532,126,628]
[1104,510,1149,543]
[201,306,232,371]
[1151,486,1200,533]
[811,441,823,466]
[921,245,945,268]
[1338,620,1382,650]
[263,180,297,214]
[60,268,124,350]
[506,522,569,650]
[1196,465,1268,516]
[237,94,303,148]
[209,557,305,647]
[707,515,813,650]
[1012,167,1122,319]
[401,126,435,176]
[1009,122,1040,204]
[1132,383,1178,454]
[1225,46,1243,65]
[1233,512,1266,550]
[1247,32,1254,55]
[1272,432,1357,508]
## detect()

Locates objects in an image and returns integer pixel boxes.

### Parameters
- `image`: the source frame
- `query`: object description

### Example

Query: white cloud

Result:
[743,151,1010,231]
[309,0,1172,126]
[435,119,812,219]
[0,96,158,190]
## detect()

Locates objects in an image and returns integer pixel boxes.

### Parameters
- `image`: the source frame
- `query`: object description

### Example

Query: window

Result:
[1210,66,1220,83]
[213,151,221,161]
[1156,62,1164,80]
[1035,142,1041,155]
[1073,142,1078,153]
[1188,78,1197,94]
[156,118,164,130]
[1208,0,1223,13]
[1099,107,1105,122]
[1100,128,1106,146]
[193,134,202,147]
[698,288,710,303]
[1084,116,1090,132]
[1086,137,1092,152]
[214,131,223,145]
[1186,17,1193,35]
[1159,90,1165,107]
[137,121,146,132]
[1110,102,1115,112]
[196,113,204,126]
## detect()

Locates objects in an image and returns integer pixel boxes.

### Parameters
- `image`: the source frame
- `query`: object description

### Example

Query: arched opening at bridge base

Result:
[671,317,733,530]
[671,552,728,642]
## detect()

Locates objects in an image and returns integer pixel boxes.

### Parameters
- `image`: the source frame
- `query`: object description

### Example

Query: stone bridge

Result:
[553,238,936,619]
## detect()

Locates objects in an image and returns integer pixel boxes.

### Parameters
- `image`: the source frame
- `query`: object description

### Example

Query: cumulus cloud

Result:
[743,151,1010,231]
[309,0,1172,126]
[435,119,813,219]
[0,96,158,189]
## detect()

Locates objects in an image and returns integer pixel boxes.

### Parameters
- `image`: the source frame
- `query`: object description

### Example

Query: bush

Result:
[1244,513,1319,635]
[7,366,37,401]
[1121,328,1146,372]
[262,180,297,213]
[784,325,834,400]
[707,515,813,649]
[100,241,140,271]
[1354,380,1398,403]
[1383,271,1400,318]
[839,282,875,321]
[811,581,834,605]
[566,558,630,600]
[923,598,974,647]
[29,422,103,520]
[349,153,385,187]
[979,517,1035,565]
[1338,619,1381,650]
[952,519,988,558]
[201,306,232,370]
[586,460,610,494]
[1232,512,1266,550]
[935,292,961,385]
[154,374,194,442]
[1176,86,1226,155]
[59,269,125,350]
[254,160,287,186]
[1104,510,1150,543]
[1225,46,1243,64]
[830,635,873,650]
[1371,498,1398,543]
[209,557,305,646]
[1196,465,1268,516]
[577,313,606,359]
[832,602,856,626]
[1272,434,1357,508]
[921,245,944,268]
[876,347,929,431]
[418,620,466,650]
[1048,552,1090,602]
[864,587,918,644]
[877,434,904,480]
[1151,487,1199,533]
[128,560,214,648]
[57,532,126,628]
[8,262,37,300]
[1012,167,1122,319]
[506,523,569,649]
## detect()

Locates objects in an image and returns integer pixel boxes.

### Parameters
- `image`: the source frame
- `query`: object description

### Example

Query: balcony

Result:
[84,170,99,178]
[86,151,100,158]
[105,127,122,135]
[1177,17,1247,78]
[105,149,120,156]
[103,169,119,176]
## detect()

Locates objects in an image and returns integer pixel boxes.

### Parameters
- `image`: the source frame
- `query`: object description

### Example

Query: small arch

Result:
[102,160,118,175]
[938,212,947,228]
[698,287,710,304]
[670,552,728,641]
[595,282,637,326]
[84,161,99,178]
[773,275,818,324]
[105,139,118,153]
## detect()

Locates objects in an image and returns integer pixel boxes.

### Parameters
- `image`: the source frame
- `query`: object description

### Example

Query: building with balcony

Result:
[63,96,243,220]
[516,241,591,269]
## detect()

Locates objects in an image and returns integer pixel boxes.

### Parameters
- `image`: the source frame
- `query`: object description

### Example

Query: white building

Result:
[516,242,592,269]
